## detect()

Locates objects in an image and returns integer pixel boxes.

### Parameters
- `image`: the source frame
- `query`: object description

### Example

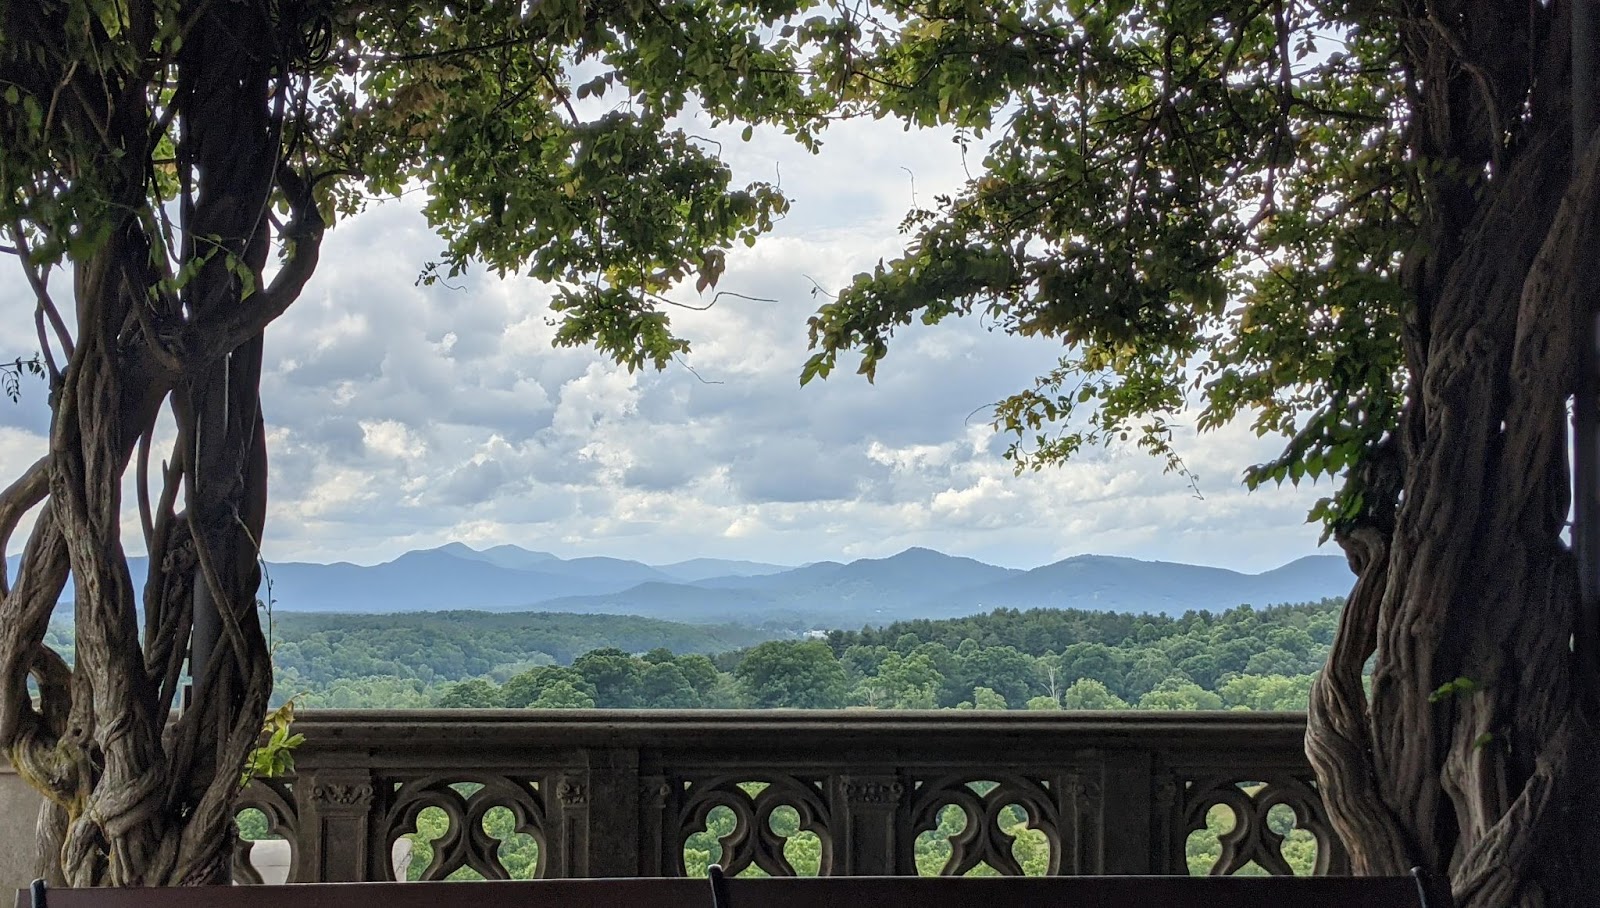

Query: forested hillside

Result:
[400,599,1339,712]
[265,611,777,707]
[48,598,1338,710]
[45,611,779,708]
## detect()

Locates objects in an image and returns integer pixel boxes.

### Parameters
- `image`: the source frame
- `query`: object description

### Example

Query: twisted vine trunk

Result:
[0,0,322,886]
[1307,8,1600,906]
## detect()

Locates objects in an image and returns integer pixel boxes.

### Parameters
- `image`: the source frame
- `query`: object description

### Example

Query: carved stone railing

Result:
[233,710,1347,883]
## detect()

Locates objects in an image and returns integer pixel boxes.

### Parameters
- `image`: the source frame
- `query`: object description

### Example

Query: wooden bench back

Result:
[18,873,1454,908]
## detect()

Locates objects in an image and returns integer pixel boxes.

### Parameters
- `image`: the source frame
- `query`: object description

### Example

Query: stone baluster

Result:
[1096,751,1157,874]
[547,774,589,878]
[296,769,377,882]
[581,749,643,877]
[833,774,906,875]
[1055,770,1101,875]
[637,775,673,877]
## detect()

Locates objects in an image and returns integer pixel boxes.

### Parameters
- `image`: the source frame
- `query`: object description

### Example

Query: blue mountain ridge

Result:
[10,545,1353,625]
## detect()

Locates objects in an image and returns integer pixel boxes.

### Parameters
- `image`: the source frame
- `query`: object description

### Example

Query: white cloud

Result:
[0,110,1336,576]
[360,420,427,461]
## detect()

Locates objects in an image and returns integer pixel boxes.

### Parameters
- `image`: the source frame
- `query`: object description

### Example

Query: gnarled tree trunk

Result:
[1307,10,1600,907]
[0,0,323,885]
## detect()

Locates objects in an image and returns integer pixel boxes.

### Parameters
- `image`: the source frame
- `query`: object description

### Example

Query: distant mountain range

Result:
[17,545,1354,626]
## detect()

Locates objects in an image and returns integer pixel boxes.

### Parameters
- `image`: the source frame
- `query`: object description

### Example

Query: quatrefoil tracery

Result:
[908,775,1059,876]
[384,775,545,881]
[1182,776,1338,876]
[234,778,299,884]
[677,774,832,877]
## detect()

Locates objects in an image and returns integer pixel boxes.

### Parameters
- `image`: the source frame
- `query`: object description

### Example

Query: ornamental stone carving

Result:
[841,778,905,806]
[1179,774,1346,876]
[1153,778,1179,810]
[907,774,1060,876]
[233,778,299,885]
[556,777,588,807]
[675,774,833,877]
[640,779,673,808]
[383,775,545,881]
[1065,772,1103,807]
[310,782,374,809]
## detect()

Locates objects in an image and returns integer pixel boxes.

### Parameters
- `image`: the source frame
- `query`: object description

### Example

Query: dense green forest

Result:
[393,599,1338,713]
[48,599,1336,711]
[265,611,776,706]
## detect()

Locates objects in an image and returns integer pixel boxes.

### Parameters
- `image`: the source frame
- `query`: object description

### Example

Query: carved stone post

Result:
[833,774,905,875]
[1055,770,1102,875]
[1096,751,1155,873]
[637,774,672,877]
[298,769,376,881]
[1150,775,1180,873]
[582,749,641,876]
[550,774,589,878]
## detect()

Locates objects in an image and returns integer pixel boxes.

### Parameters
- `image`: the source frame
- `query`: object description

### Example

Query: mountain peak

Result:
[1051,553,1141,566]
[1253,554,1348,576]
[480,543,558,561]
[883,546,946,560]
[447,544,559,571]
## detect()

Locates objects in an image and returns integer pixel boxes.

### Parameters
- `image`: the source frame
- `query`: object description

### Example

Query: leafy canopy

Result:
[4,1,1406,525]
[0,0,838,374]
[799,3,1412,529]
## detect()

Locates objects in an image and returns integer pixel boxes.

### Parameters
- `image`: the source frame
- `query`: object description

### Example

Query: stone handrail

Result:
[234,710,1345,883]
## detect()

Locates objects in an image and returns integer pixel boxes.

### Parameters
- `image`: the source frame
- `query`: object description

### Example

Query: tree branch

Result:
[191,166,325,361]
[30,645,72,740]
[0,456,51,597]
[7,222,74,378]
[0,504,71,750]
[142,422,188,709]
[136,427,155,550]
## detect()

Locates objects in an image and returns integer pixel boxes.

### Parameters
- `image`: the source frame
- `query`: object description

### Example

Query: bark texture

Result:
[0,0,324,886]
[1307,7,1600,907]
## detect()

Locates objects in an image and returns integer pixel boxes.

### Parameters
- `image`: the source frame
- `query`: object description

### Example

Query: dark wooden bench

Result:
[20,868,1455,908]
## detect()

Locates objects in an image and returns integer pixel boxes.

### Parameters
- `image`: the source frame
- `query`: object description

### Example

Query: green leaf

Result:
[1429,677,1482,703]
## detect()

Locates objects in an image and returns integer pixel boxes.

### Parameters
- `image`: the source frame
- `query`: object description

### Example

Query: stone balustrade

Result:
[232,710,1346,883]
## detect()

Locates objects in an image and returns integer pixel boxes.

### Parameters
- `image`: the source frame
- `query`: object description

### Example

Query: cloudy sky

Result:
[0,114,1335,573]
